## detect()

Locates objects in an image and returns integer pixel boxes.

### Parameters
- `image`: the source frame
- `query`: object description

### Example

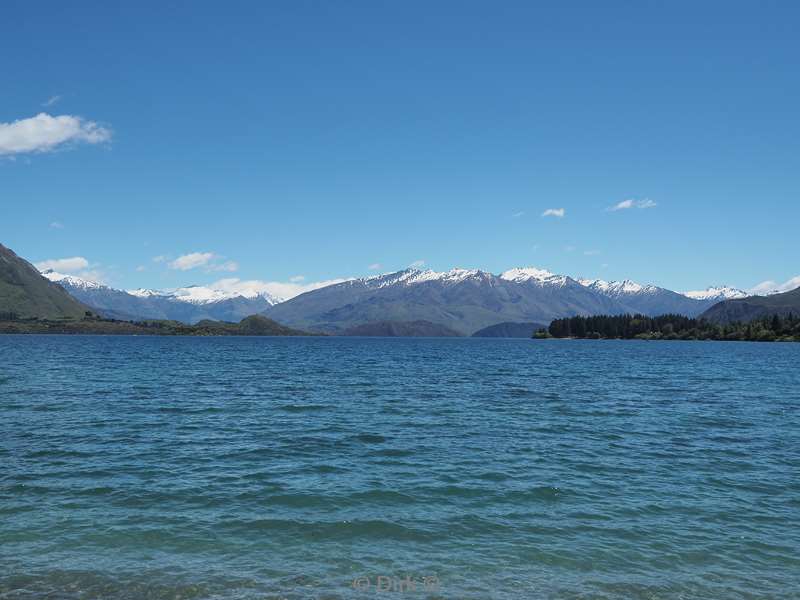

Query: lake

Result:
[1,336,798,599]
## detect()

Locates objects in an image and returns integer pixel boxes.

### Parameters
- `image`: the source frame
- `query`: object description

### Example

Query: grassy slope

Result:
[0,243,89,320]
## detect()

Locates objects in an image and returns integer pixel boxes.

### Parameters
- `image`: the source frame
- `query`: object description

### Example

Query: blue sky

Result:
[2,1,798,296]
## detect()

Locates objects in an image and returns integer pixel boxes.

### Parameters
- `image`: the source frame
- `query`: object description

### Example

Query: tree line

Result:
[539,313,800,342]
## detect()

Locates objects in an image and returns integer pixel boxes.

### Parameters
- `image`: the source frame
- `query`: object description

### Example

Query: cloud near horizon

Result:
[169,252,215,271]
[208,276,351,301]
[168,252,239,273]
[749,275,800,295]
[34,256,89,273]
[34,256,108,284]
[542,208,565,218]
[0,113,111,156]
[607,198,657,211]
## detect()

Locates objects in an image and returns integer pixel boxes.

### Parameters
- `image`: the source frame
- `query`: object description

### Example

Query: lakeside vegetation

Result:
[536,313,800,342]
[0,313,313,336]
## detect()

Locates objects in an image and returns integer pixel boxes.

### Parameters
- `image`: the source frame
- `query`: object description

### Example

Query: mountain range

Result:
[42,264,751,335]
[8,241,793,337]
[42,271,281,324]
[263,267,747,335]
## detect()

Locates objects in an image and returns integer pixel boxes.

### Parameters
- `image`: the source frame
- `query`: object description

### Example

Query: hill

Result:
[0,244,89,320]
[339,320,462,337]
[471,321,547,338]
[701,286,800,323]
[0,314,312,336]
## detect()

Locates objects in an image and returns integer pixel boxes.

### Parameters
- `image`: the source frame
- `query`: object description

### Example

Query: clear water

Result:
[1,336,798,599]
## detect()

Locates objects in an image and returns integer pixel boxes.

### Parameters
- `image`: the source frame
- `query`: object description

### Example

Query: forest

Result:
[540,313,800,342]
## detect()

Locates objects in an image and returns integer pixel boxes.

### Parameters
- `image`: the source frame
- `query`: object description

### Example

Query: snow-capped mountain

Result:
[577,277,731,316]
[361,267,491,288]
[42,271,282,323]
[501,267,569,287]
[41,270,108,291]
[42,264,761,333]
[683,286,748,301]
[266,266,755,334]
[265,267,627,334]
[150,284,281,306]
[578,278,660,297]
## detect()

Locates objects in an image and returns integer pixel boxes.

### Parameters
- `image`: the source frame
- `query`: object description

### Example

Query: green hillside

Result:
[0,243,89,320]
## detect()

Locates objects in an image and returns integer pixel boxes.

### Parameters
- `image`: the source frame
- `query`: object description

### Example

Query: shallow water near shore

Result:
[1,336,799,599]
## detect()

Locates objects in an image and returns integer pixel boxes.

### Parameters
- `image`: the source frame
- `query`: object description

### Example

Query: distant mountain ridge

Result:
[701,286,800,324]
[5,239,778,332]
[42,271,281,323]
[577,278,742,317]
[263,267,730,335]
[263,267,627,335]
[684,286,748,301]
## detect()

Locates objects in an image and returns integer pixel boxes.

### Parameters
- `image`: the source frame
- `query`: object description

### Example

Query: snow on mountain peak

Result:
[40,269,107,290]
[501,267,568,286]
[121,280,282,305]
[578,278,658,296]
[127,288,166,298]
[368,267,486,288]
[683,286,747,301]
[165,284,281,305]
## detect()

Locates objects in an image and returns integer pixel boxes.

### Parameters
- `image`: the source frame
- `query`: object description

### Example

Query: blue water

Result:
[1,336,799,599]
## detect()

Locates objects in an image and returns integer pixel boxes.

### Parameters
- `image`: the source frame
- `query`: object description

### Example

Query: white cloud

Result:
[368,263,382,271]
[289,275,306,282]
[135,265,146,272]
[209,276,351,301]
[0,113,111,156]
[35,256,89,273]
[511,211,525,219]
[409,259,426,269]
[42,95,62,107]
[542,208,565,218]
[169,252,215,271]
[564,245,576,252]
[152,255,167,263]
[49,221,64,229]
[584,249,601,256]
[208,260,239,273]
[168,252,239,273]
[750,275,800,295]
[607,198,657,212]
